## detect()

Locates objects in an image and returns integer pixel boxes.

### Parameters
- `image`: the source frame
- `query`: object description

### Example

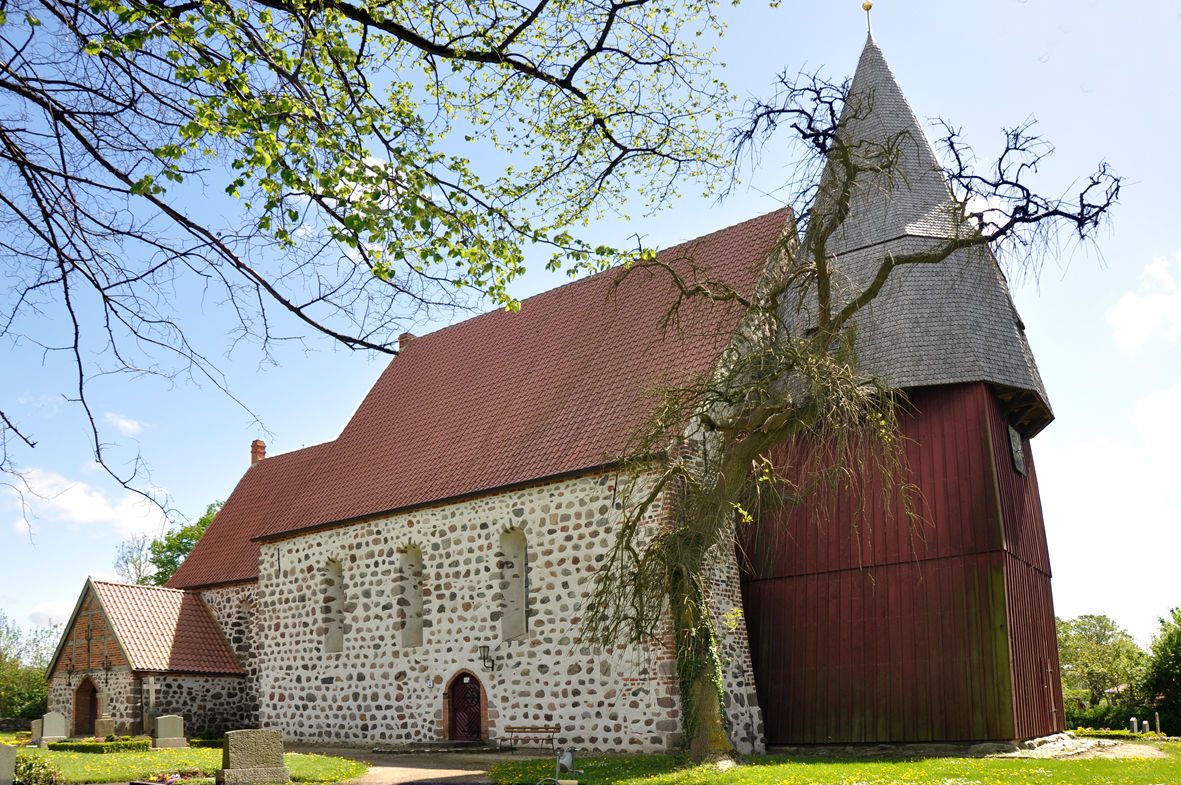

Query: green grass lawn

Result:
[16,747,367,784]
[491,742,1181,785]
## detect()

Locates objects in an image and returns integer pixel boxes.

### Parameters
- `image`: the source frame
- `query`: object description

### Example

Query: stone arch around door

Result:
[441,670,487,741]
[73,677,99,737]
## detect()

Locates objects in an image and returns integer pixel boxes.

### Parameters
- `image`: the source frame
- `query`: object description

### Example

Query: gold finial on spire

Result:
[863,1,873,34]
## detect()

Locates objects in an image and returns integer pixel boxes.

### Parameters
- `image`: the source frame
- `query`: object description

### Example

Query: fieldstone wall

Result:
[254,469,724,752]
[148,674,252,736]
[47,670,140,735]
[201,583,261,727]
[0,718,31,732]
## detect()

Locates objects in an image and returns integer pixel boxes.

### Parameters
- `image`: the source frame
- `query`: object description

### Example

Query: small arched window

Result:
[399,545,424,647]
[498,529,528,641]
[323,559,345,653]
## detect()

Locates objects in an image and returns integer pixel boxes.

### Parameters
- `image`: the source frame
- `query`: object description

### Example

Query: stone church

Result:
[46,35,1064,751]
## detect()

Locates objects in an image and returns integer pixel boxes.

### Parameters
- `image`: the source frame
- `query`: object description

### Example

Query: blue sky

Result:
[2,0,1179,648]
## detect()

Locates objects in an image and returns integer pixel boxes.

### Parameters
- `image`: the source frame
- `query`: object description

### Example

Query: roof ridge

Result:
[407,207,793,349]
[240,437,334,471]
[92,579,186,593]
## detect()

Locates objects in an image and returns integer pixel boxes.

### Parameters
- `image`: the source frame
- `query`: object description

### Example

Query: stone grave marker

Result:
[1129,716,1138,733]
[216,730,289,785]
[1142,720,1150,734]
[95,718,116,738]
[0,743,14,785]
[30,719,41,741]
[153,715,187,749]
[40,711,66,745]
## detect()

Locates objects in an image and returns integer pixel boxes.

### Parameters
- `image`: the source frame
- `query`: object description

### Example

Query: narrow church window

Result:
[399,545,424,647]
[498,529,528,640]
[323,559,345,653]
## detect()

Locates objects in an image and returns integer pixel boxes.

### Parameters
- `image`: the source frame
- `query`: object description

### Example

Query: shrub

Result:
[14,754,62,785]
[188,737,224,749]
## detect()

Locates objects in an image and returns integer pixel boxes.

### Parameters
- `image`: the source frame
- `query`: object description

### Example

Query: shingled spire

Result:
[809,34,1052,434]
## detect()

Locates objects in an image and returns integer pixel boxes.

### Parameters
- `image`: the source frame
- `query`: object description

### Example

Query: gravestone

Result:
[1129,716,1138,733]
[40,711,66,745]
[30,719,41,740]
[153,715,187,749]
[95,718,116,738]
[0,743,14,785]
[215,730,289,785]
[1142,720,1150,734]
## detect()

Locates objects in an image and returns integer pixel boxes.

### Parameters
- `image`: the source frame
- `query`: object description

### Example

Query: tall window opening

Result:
[399,545,424,647]
[323,559,345,653]
[498,529,528,640]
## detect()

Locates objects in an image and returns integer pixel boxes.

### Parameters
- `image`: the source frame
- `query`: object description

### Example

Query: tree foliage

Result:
[0,611,58,718]
[0,0,729,489]
[1145,608,1181,719]
[583,66,1120,760]
[1056,614,1148,709]
[114,501,222,585]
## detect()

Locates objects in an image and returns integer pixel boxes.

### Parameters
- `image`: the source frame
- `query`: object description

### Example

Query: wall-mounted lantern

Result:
[478,644,497,672]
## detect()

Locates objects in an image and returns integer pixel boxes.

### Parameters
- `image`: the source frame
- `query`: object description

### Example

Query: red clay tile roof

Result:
[167,442,332,589]
[91,581,243,674]
[170,208,792,587]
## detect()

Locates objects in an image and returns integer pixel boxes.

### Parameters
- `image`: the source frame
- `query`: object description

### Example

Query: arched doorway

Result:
[73,678,99,737]
[447,672,483,741]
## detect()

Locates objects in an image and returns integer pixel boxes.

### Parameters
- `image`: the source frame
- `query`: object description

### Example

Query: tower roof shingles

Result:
[809,36,1052,431]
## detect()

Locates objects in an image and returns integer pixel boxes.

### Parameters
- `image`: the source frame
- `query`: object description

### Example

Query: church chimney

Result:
[251,439,266,465]
[398,332,416,352]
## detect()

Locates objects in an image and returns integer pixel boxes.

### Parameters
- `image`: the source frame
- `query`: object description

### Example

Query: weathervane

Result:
[863,1,873,34]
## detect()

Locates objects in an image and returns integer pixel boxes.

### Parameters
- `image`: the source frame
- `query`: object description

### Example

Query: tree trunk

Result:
[687,666,733,761]
[673,575,736,762]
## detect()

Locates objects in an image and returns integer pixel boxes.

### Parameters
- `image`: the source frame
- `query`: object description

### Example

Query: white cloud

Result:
[3,467,167,539]
[28,599,75,628]
[1038,381,1181,646]
[104,412,146,437]
[1106,250,1181,351]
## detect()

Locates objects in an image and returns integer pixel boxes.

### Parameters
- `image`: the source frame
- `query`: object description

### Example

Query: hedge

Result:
[45,739,152,753]
[188,738,223,749]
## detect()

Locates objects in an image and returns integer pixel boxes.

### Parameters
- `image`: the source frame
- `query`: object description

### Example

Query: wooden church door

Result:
[74,678,98,736]
[449,675,482,740]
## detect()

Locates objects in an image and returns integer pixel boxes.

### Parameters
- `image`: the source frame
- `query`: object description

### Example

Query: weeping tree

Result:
[583,52,1121,760]
[0,0,729,492]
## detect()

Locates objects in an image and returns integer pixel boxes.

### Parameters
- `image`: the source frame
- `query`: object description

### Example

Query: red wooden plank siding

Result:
[984,390,1052,572]
[742,382,1061,745]
[982,381,1064,737]
[741,553,1014,743]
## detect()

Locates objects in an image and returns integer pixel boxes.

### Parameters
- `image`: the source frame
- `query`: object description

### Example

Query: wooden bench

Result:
[499,724,561,752]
